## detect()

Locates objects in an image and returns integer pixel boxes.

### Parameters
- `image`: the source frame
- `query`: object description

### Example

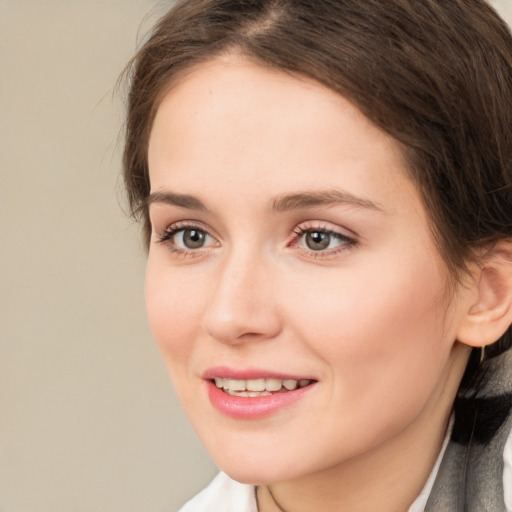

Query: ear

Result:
[456,240,512,348]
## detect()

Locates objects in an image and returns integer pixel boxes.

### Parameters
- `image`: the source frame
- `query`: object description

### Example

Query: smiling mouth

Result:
[212,377,314,397]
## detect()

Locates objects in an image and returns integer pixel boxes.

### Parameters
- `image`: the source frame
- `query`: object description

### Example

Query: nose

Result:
[202,249,282,345]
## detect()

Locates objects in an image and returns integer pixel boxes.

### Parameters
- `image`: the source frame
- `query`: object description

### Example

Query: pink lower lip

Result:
[206,380,316,419]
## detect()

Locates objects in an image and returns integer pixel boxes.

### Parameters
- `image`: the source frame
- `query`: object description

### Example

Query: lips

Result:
[203,368,317,419]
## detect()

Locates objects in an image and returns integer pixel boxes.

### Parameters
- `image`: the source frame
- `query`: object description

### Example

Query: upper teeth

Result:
[214,377,311,392]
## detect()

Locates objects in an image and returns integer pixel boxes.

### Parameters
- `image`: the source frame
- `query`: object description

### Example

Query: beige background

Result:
[1,1,511,511]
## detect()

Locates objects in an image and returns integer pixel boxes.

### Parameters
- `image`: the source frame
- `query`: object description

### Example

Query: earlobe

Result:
[456,241,512,348]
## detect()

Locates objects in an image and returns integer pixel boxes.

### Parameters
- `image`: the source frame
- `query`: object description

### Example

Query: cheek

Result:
[283,252,451,407]
[145,261,206,373]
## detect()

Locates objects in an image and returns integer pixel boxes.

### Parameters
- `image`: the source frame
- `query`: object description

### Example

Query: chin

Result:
[206,441,314,485]
[219,463,291,486]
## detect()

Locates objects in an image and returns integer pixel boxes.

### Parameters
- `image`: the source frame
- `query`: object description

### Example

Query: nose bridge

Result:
[203,243,280,343]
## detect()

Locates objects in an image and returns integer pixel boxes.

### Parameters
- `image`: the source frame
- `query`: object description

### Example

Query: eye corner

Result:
[153,220,220,259]
[288,221,358,260]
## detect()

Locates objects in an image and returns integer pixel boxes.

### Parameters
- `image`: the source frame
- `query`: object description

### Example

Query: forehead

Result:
[148,56,414,213]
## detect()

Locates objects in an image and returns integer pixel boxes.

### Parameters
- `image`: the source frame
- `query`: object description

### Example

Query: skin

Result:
[145,56,476,512]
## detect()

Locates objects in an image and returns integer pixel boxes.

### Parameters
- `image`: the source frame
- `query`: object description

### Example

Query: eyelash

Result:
[290,225,357,258]
[155,221,357,259]
[156,221,214,258]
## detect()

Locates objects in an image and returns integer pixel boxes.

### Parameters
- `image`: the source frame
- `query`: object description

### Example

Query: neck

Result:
[257,418,448,512]
[257,345,468,512]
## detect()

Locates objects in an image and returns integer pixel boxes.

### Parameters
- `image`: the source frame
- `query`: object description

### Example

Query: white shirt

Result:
[178,426,512,512]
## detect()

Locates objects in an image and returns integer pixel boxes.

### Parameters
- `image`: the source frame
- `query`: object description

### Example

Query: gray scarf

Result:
[426,350,512,511]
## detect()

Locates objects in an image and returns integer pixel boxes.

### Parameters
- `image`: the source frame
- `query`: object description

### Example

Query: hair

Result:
[122,0,512,443]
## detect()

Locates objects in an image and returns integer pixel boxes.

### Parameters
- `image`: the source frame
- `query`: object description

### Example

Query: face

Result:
[146,57,470,484]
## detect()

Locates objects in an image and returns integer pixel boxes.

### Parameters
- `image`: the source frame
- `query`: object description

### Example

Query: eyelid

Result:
[154,220,220,255]
[288,221,358,258]
[153,219,357,260]
[154,218,213,237]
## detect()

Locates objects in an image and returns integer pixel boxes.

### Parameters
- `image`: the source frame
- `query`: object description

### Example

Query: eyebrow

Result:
[146,191,207,210]
[271,189,384,213]
[147,188,384,213]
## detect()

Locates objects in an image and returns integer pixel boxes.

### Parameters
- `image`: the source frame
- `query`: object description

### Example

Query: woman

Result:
[122,0,512,510]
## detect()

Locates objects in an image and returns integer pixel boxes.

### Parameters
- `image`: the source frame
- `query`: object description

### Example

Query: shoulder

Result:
[177,472,258,512]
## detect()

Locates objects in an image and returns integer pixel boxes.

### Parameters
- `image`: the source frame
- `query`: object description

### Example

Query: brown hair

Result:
[122,0,512,437]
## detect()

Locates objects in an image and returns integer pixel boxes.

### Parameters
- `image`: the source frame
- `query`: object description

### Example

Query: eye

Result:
[156,222,218,253]
[176,228,209,249]
[303,231,332,251]
[292,225,356,255]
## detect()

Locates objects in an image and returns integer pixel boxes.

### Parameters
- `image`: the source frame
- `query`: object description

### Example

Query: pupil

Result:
[306,231,330,250]
[183,229,205,248]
